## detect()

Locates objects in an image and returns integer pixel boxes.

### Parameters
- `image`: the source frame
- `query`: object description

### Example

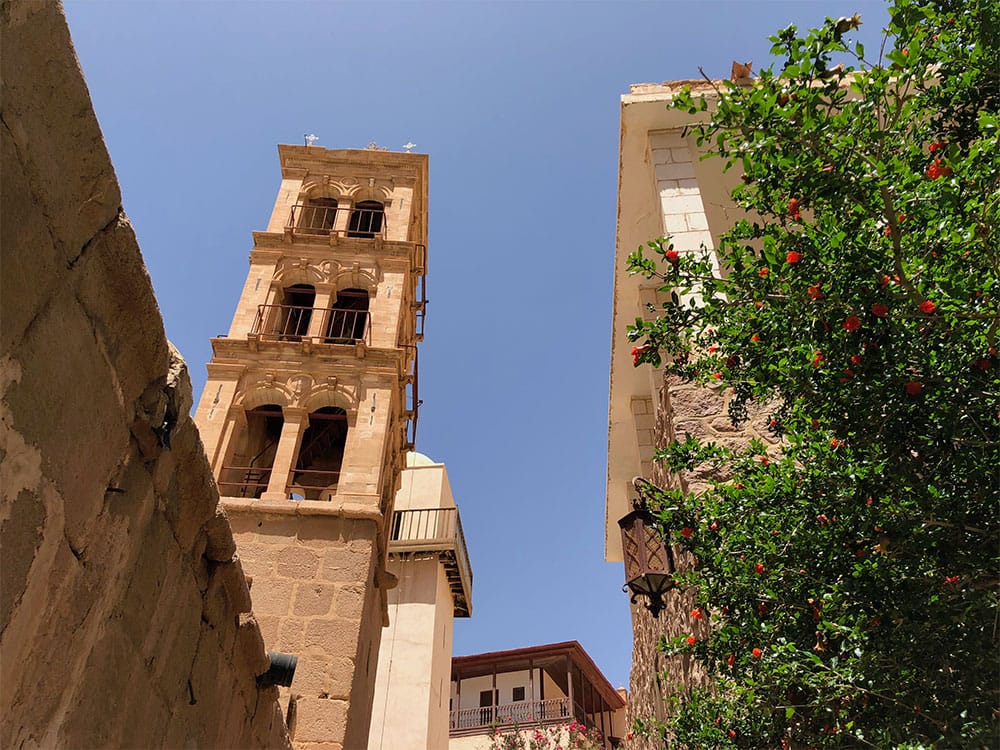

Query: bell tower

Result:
[193,143,427,749]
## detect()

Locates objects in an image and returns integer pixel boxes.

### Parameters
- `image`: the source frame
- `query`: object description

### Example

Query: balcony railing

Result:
[286,204,386,239]
[450,698,572,732]
[390,507,473,617]
[250,304,371,345]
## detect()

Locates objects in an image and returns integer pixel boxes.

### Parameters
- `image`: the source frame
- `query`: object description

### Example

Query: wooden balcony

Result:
[389,507,473,617]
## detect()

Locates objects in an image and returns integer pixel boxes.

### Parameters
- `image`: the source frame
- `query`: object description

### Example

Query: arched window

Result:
[291,407,348,500]
[325,288,369,343]
[347,200,384,238]
[220,404,283,498]
[272,284,315,340]
[298,197,338,235]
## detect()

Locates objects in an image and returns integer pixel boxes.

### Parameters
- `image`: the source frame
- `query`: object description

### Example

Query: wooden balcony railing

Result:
[250,304,370,344]
[390,507,473,617]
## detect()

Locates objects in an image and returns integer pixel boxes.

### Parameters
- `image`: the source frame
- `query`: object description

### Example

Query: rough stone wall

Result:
[626,373,776,748]
[0,3,289,747]
[226,508,384,750]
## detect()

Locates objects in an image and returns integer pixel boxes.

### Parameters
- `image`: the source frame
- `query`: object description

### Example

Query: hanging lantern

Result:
[618,477,676,618]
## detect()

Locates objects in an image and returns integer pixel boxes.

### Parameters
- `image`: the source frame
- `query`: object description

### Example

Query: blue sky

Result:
[64,0,891,691]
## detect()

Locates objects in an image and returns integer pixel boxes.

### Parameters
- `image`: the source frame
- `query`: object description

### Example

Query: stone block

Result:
[318,545,372,583]
[276,545,321,579]
[333,585,366,620]
[293,583,337,617]
[304,618,359,657]
[278,617,306,653]
[292,697,348,744]
[250,578,293,616]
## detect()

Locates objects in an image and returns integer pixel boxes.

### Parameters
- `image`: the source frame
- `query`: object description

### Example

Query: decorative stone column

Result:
[262,407,308,501]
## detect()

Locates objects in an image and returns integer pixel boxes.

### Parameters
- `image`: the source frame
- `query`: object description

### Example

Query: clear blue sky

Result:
[65,0,891,691]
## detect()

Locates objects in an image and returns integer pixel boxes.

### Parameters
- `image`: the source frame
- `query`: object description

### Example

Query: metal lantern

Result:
[618,478,676,618]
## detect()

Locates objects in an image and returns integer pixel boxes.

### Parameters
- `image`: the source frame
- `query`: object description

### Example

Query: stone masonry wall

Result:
[624,127,775,748]
[0,3,289,747]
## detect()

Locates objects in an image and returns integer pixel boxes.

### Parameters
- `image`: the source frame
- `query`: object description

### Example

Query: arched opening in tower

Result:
[220,404,284,498]
[291,407,348,500]
[298,197,338,235]
[273,283,315,340]
[347,200,384,238]
[326,288,370,343]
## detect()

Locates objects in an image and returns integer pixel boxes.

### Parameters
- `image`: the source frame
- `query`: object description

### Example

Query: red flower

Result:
[843,316,861,332]
[786,250,803,264]
[726,654,735,666]
[750,333,760,343]
[755,563,765,575]
[918,299,937,314]
[929,141,947,153]
[905,380,923,396]
[712,372,723,380]
[631,345,651,366]
[813,351,824,367]
[759,267,770,277]
[710,520,719,531]
[807,283,824,300]
[871,303,889,317]
[850,355,863,365]
[686,635,697,645]
[926,161,943,180]
[817,514,829,525]
[691,607,704,620]
[665,249,680,264]
[729,729,738,739]
[680,527,694,539]
[830,438,842,449]
[944,575,960,585]
[758,602,767,615]
[788,198,802,220]
[751,647,763,659]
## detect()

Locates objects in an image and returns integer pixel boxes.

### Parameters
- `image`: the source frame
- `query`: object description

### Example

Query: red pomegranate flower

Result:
[807,283,824,300]
[751,647,763,659]
[686,636,697,645]
[788,198,802,220]
[871,303,889,317]
[680,527,694,539]
[665,249,680,264]
[631,345,650,366]
[755,563,765,575]
[843,316,861,332]
[750,333,760,343]
[691,608,704,620]
[786,250,803,264]
[905,381,923,395]
[759,267,770,277]
[726,654,735,666]
[919,299,937,314]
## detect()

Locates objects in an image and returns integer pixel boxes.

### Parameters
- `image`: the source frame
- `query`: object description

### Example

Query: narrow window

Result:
[291,407,347,500]
[272,284,315,340]
[298,197,338,235]
[512,686,525,702]
[220,405,283,498]
[326,288,369,343]
[347,200,384,238]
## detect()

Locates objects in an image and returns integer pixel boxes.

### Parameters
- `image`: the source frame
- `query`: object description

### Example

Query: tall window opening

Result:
[273,283,315,340]
[220,404,283,498]
[291,407,348,500]
[326,288,369,343]
[298,197,338,235]
[347,200,384,238]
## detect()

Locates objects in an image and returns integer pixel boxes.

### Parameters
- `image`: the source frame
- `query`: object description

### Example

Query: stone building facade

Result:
[606,82,776,747]
[192,144,429,748]
[1,3,289,748]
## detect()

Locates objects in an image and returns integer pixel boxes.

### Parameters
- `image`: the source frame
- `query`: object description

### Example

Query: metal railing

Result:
[286,204,386,239]
[217,465,272,498]
[287,469,341,501]
[390,507,473,614]
[250,304,371,344]
[450,698,572,731]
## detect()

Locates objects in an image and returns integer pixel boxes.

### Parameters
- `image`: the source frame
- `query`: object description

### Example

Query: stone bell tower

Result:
[193,143,427,749]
